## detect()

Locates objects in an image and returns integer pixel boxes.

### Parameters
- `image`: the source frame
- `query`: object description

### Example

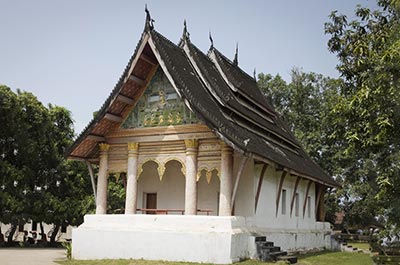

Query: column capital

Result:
[128,142,139,151]
[99,143,110,153]
[184,139,198,149]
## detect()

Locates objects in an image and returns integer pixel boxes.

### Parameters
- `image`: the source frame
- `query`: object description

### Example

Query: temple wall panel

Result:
[233,155,255,217]
[197,170,220,215]
[253,164,318,230]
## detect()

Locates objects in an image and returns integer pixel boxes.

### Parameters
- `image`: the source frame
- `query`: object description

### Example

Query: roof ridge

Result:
[152,29,181,50]
[211,47,256,82]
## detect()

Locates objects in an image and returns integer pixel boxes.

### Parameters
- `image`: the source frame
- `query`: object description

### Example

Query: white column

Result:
[96,143,110,214]
[125,142,139,214]
[184,139,198,215]
[219,142,233,216]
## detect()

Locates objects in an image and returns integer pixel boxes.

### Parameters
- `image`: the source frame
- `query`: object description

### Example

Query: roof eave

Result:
[65,31,151,159]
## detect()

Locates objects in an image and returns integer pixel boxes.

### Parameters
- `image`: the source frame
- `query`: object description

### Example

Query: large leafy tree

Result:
[0,85,94,244]
[325,0,400,235]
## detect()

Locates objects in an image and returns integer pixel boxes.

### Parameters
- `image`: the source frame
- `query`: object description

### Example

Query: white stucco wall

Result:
[197,170,220,215]
[72,214,249,264]
[233,156,255,217]
[253,164,318,230]
[137,160,185,213]
[249,163,332,252]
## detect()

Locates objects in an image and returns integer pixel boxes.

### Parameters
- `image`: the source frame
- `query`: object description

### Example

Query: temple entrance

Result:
[146,193,157,214]
[137,159,185,214]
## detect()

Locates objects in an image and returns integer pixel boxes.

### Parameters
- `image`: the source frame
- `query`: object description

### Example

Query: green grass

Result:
[347,242,370,251]
[57,251,373,265]
[297,251,373,265]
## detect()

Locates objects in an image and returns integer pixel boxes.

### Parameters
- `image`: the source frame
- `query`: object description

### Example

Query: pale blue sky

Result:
[0,0,377,134]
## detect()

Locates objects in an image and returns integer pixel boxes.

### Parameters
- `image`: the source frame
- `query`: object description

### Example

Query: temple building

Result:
[66,10,338,264]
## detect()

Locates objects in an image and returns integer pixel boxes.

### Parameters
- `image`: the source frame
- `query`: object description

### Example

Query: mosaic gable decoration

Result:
[122,67,199,128]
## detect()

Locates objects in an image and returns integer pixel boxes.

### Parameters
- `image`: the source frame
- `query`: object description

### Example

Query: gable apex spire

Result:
[182,19,190,42]
[209,30,214,49]
[233,42,239,66]
[145,4,155,31]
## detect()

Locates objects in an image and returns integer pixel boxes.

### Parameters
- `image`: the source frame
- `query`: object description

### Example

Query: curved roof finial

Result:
[182,19,190,41]
[209,30,214,49]
[233,42,238,66]
[253,68,257,80]
[145,4,155,31]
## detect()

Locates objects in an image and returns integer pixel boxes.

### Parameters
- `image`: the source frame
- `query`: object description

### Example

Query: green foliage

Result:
[325,0,400,235]
[258,70,344,224]
[107,174,126,214]
[259,0,400,235]
[0,85,94,240]
[62,241,72,259]
[298,251,373,265]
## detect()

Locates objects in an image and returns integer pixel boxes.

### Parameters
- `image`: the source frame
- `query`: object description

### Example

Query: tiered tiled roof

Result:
[66,12,337,187]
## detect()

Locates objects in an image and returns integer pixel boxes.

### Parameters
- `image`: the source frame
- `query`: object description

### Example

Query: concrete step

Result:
[256,241,274,247]
[277,255,298,264]
[262,246,281,252]
[255,236,266,242]
[269,251,288,259]
[260,251,288,262]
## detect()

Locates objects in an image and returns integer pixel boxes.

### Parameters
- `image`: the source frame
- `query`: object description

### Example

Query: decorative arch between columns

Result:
[138,157,186,181]
[197,167,220,184]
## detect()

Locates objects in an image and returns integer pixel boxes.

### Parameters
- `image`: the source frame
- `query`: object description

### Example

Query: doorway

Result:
[146,193,157,214]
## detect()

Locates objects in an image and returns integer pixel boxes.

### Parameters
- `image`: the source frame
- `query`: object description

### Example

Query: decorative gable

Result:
[122,67,199,129]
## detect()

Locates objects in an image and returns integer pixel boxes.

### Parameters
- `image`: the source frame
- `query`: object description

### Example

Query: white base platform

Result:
[73,215,334,263]
[72,214,249,264]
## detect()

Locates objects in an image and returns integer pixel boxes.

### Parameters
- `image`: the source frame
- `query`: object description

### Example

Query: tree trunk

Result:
[49,224,60,244]
[6,224,17,244]
[0,225,4,243]
[39,222,47,243]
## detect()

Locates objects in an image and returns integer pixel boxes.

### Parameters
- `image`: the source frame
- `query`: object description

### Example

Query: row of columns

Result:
[94,140,234,216]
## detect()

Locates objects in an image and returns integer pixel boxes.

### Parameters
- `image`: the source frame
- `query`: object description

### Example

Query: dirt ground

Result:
[0,248,65,265]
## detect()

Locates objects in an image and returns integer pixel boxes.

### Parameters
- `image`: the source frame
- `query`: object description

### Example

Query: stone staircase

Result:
[255,236,297,264]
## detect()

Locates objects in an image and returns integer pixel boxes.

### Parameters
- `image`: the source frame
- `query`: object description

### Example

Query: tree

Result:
[0,85,94,244]
[325,0,400,235]
[258,70,344,224]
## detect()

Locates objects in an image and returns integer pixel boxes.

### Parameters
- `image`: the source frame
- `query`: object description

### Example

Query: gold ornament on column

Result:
[99,143,110,152]
[158,164,166,181]
[206,170,213,184]
[184,139,199,148]
[127,142,139,151]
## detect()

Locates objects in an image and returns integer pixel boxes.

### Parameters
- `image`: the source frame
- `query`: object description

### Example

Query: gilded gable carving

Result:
[122,67,199,128]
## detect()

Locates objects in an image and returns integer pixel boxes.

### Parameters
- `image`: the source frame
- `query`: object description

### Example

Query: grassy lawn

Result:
[57,251,373,265]
[347,241,370,251]
[297,251,373,265]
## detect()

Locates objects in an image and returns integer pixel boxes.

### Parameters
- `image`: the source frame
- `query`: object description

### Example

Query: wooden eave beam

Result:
[231,156,249,212]
[275,170,287,217]
[129,75,146,86]
[290,175,301,217]
[67,155,86,161]
[104,113,123,123]
[303,180,312,218]
[255,163,268,213]
[87,134,106,142]
[116,94,135,105]
[140,53,157,66]
[315,184,323,219]
[85,160,97,201]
